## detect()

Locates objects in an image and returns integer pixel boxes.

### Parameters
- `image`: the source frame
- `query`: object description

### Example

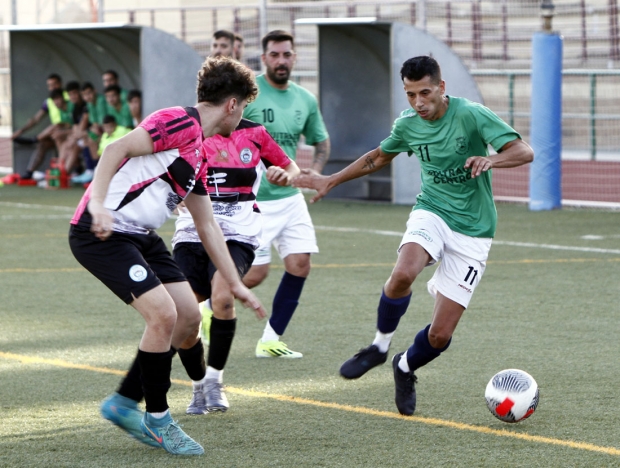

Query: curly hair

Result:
[197,56,258,105]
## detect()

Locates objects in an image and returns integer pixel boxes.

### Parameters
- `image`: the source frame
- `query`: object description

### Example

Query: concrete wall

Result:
[316,21,482,204]
[8,24,203,173]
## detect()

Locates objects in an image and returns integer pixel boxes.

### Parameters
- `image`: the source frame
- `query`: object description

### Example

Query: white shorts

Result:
[399,209,492,308]
[252,193,319,266]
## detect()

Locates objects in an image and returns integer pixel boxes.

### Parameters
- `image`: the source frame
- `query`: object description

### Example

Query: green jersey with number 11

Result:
[243,74,329,201]
[380,96,520,238]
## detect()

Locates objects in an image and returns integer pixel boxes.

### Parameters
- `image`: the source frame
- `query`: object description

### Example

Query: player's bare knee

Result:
[211,293,235,320]
[284,254,311,278]
[387,270,417,293]
[243,267,268,288]
[428,330,451,349]
[146,311,177,336]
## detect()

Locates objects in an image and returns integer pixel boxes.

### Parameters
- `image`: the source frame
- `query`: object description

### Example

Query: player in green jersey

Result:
[242,30,331,359]
[294,56,533,415]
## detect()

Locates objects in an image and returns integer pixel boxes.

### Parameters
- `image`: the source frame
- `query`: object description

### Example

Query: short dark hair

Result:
[102,70,118,80]
[81,82,95,91]
[400,56,442,84]
[65,81,80,92]
[261,30,294,52]
[49,89,64,100]
[127,89,142,101]
[47,73,62,82]
[234,33,243,43]
[102,115,117,125]
[213,30,235,44]
[104,84,121,95]
[196,56,257,105]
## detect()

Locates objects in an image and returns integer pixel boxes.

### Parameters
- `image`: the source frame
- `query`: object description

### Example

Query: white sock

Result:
[192,375,207,389]
[149,409,169,419]
[398,352,411,373]
[205,366,223,383]
[372,331,395,353]
[261,321,280,342]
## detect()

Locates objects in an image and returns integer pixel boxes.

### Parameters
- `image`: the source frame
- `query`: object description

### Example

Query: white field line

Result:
[315,225,620,255]
[0,202,75,211]
[1,203,617,256]
[1,215,72,220]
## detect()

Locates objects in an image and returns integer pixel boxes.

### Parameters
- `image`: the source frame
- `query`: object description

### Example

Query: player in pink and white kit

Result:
[172,118,298,414]
[69,57,264,455]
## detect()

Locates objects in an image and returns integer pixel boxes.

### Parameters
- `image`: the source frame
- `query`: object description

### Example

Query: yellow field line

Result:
[1,351,619,457]
[0,268,85,273]
[1,257,619,274]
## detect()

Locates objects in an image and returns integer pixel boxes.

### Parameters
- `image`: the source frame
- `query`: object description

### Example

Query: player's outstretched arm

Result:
[184,192,266,319]
[88,127,154,240]
[266,160,300,186]
[12,109,47,139]
[293,146,397,203]
[465,138,534,178]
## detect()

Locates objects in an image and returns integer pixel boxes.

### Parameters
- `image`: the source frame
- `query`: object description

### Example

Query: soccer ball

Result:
[485,369,539,423]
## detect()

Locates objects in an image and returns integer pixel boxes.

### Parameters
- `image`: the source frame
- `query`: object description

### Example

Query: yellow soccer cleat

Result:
[255,339,303,358]
[200,301,213,345]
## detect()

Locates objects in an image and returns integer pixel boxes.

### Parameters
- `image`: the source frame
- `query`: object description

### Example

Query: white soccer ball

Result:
[485,369,539,423]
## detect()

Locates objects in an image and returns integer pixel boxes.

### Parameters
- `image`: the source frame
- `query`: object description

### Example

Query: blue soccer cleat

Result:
[100,393,161,448]
[141,412,204,455]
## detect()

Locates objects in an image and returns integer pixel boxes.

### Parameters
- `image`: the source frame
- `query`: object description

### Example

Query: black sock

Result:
[138,348,174,414]
[178,339,207,382]
[207,317,237,371]
[117,351,144,402]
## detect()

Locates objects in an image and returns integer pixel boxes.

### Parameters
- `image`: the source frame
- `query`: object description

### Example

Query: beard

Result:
[266,65,290,85]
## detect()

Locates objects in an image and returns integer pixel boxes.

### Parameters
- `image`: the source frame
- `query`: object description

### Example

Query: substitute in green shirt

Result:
[81,82,107,126]
[103,84,133,129]
[97,115,131,157]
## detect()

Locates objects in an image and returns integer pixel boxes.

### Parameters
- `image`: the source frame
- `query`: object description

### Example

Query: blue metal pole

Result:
[529,31,563,210]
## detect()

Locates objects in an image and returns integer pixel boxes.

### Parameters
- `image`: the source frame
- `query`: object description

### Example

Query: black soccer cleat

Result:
[339,345,388,379]
[392,352,417,416]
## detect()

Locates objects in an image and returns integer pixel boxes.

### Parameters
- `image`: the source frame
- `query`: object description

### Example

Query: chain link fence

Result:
[1,1,620,204]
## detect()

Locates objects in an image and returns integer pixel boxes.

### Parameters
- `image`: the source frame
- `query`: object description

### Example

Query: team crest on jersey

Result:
[216,149,229,162]
[294,110,303,126]
[239,147,252,164]
[455,136,469,155]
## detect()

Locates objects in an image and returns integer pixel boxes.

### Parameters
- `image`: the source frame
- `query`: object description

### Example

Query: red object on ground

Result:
[17,178,37,186]
[1,173,20,185]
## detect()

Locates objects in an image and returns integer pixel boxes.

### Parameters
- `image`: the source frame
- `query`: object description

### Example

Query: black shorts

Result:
[69,224,187,304]
[172,240,255,299]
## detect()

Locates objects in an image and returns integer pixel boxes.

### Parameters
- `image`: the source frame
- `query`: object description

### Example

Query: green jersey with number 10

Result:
[380,96,520,238]
[243,74,329,201]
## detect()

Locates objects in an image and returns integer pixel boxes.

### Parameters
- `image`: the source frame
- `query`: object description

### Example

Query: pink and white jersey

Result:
[173,119,291,249]
[71,106,207,234]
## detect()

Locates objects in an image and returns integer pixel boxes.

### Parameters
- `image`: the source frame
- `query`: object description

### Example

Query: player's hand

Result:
[292,169,330,203]
[266,166,291,186]
[87,199,114,240]
[174,200,188,216]
[231,282,267,319]
[464,156,493,178]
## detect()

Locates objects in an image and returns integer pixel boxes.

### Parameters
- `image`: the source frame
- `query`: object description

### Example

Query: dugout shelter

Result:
[5,24,204,175]
[298,19,483,204]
